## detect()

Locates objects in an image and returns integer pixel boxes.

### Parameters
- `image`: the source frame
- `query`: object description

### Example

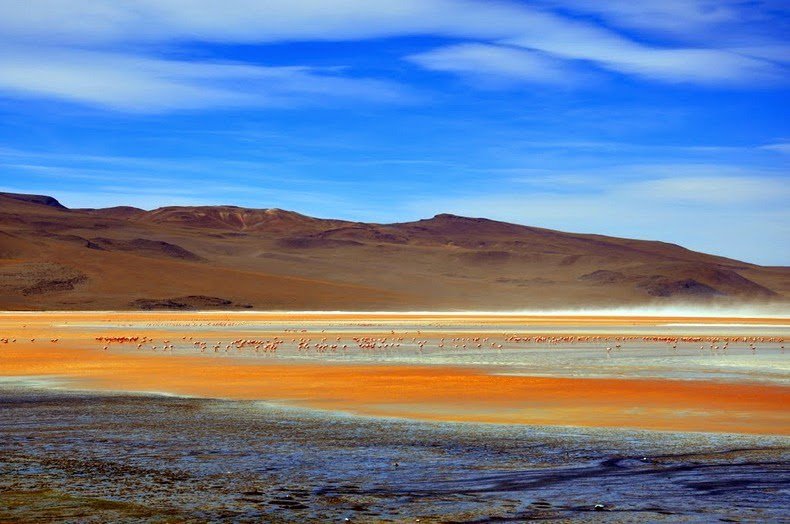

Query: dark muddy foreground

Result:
[1,386,787,523]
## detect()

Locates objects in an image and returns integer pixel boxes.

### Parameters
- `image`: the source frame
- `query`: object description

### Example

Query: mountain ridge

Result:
[0,191,786,310]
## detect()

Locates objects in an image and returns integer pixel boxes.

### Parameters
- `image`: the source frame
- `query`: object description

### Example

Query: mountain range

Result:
[1,191,787,310]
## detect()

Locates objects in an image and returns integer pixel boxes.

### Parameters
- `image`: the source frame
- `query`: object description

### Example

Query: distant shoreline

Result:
[1,309,788,324]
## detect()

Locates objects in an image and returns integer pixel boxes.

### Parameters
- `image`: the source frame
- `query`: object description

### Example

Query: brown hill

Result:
[0,192,786,310]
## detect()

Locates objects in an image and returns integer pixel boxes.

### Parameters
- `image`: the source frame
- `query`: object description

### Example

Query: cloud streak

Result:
[540,0,746,36]
[504,30,785,86]
[0,0,785,111]
[0,47,407,112]
[408,44,581,87]
[760,142,790,154]
[0,1,562,45]
[3,0,785,49]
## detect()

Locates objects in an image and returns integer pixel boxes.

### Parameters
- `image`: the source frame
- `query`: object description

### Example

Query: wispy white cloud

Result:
[760,142,790,154]
[0,46,407,112]
[625,176,789,204]
[0,146,347,187]
[732,45,790,64]
[408,43,582,87]
[501,22,786,86]
[0,0,784,112]
[413,2,788,87]
[0,1,551,45]
[413,38,785,87]
[502,140,757,155]
[504,162,787,184]
[4,0,783,50]
[540,0,744,35]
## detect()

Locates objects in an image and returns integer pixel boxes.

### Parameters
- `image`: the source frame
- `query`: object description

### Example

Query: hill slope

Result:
[0,192,787,310]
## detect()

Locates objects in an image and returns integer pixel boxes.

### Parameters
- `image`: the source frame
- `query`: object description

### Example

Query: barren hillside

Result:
[1,192,787,310]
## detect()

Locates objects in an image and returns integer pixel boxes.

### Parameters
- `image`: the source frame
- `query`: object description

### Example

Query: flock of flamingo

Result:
[1,329,784,357]
[74,331,787,356]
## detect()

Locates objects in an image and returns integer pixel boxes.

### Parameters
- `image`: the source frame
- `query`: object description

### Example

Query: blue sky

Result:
[0,1,787,264]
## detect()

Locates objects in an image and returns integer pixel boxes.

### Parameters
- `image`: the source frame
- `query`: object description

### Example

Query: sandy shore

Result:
[1,311,787,435]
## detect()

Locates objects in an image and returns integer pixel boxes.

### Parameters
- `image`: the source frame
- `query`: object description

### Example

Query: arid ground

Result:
[2,192,788,311]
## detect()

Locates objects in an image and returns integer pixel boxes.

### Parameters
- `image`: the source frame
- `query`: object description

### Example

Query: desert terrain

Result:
[1,191,788,311]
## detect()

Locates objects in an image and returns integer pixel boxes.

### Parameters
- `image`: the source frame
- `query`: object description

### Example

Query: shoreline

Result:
[4,385,787,523]
[1,310,788,323]
[4,379,790,443]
